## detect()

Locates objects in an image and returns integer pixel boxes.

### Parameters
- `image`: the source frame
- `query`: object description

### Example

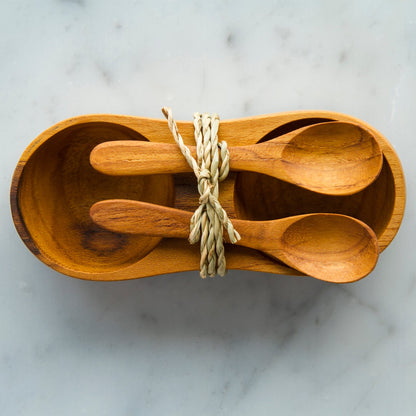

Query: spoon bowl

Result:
[278,214,379,280]
[279,122,382,195]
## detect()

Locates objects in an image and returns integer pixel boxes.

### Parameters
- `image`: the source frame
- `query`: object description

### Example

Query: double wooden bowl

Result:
[11,111,405,282]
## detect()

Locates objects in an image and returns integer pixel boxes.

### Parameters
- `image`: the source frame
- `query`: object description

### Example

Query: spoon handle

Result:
[90,140,286,177]
[91,141,195,176]
[88,122,315,177]
[89,199,287,252]
[90,199,192,238]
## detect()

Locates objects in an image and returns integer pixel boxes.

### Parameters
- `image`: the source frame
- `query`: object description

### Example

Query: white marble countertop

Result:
[1,0,415,414]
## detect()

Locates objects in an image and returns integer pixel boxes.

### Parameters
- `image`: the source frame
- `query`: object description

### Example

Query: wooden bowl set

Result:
[10,111,405,282]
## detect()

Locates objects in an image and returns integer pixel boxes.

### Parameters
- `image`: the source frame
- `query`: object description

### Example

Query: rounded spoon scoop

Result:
[90,200,379,282]
[90,122,383,196]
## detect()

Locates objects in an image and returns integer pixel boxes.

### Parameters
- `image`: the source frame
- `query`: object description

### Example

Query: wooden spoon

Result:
[90,122,383,196]
[90,199,379,282]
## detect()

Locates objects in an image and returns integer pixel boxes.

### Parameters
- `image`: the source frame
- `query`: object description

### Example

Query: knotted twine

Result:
[161,107,240,278]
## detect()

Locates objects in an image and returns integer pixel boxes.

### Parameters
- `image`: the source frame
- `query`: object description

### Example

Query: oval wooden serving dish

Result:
[10,111,405,282]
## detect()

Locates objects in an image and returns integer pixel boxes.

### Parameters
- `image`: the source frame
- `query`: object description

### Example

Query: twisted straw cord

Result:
[161,107,240,278]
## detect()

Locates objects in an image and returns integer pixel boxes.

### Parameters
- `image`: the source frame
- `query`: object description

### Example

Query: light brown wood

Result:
[10,111,405,281]
[90,199,379,282]
[91,122,383,196]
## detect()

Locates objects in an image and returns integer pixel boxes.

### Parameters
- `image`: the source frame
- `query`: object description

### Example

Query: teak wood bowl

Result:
[10,111,405,282]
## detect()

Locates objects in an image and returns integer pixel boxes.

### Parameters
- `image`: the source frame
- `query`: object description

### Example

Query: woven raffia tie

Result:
[161,107,240,278]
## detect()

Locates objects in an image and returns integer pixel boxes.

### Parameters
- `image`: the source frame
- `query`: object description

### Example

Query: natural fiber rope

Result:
[161,107,240,278]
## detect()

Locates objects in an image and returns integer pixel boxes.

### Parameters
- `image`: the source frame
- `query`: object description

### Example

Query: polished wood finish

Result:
[10,111,405,281]
[91,122,382,196]
[90,199,379,282]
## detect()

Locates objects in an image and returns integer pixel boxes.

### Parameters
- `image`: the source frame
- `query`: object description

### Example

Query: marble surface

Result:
[1,0,415,414]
